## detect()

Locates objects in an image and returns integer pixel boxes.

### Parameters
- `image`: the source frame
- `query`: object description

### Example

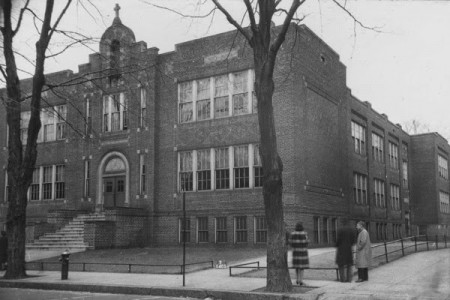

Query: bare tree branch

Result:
[243,0,257,35]
[270,0,303,57]
[141,1,216,19]
[12,0,31,37]
[47,0,72,43]
[331,0,382,32]
[211,0,252,43]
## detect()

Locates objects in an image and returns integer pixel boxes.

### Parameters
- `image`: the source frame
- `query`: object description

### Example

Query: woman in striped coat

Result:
[289,222,309,285]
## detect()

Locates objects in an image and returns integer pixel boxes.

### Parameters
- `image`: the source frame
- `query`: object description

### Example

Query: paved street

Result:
[0,287,198,300]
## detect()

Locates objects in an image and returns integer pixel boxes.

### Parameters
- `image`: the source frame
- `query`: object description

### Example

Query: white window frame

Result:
[389,142,399,170]
[354,172,368,205]
[439,191,449,214]
[178,70,255,124]
[390,184,400,210]
[102,93,127,132]
[351,121,366,155]
[371,132,384,163]
[374,178,385,208]
[178,144,260,192]
[140,88,147,128]
[438,155,449,180]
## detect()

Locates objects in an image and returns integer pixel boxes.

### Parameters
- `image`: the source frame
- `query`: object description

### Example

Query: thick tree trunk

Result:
[255,63,292,292]
[4,188,28,278]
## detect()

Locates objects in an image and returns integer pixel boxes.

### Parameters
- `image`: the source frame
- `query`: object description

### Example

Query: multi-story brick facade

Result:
[0,8,449,247]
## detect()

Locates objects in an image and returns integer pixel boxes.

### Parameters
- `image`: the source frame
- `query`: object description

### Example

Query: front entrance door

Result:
[103,176,125,207]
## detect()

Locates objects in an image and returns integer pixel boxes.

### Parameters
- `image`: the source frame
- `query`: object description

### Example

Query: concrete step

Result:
[30,241,86,247]
[26,245,90,251]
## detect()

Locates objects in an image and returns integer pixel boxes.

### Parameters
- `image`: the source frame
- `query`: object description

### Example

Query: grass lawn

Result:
[39,246,267,265]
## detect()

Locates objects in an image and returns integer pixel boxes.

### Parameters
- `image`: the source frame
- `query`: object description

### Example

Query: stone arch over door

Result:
[97,151,130,208]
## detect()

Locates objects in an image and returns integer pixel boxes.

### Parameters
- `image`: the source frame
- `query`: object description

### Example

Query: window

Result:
[313,216,320,243]
[354,173,368,205]
[103,93,127,132]
[55,165,65,199]
[179,151,193,191]
[4,172,11,203]
[85,98,92,135]
[372,132,384,163]
[402,142,408,159]
[178,70,254,123]
[197,150,211,190]
[197,217,209,243]
[254,144,263,188]
[439,191,449,214]
[234,145,249,189]
[179,144,262,191]
[402,161,408,187]
[438,155,448,180]
[140,154,146,194]
[232,71,249,115]
[84,160,90,198]
[389,142,399,169]
[215,148,230,190]
[255,216,267,243]
[179,81,193,123]
[351,121,366,155]
[20,111,30,144]
[42,166,53,200]
[43,109,55,142]
[30,168,40,201]
[179,218,191,243]
[55,105,67,140]
[140,88,147,128]
[393,224,402,239]
[216,217,227,243]
[390,184,400,210]
[331,218,337,244]
[322,217,329,244]
[235,216,247,243]
[374,178,385,208]
[196,78,211,121]
[214,75,229,118]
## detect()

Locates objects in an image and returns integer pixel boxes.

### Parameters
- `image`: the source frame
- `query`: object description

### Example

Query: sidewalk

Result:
[0,248,449,300]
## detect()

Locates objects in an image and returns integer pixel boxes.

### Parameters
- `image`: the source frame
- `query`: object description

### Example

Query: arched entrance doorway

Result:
[97,152,129,209]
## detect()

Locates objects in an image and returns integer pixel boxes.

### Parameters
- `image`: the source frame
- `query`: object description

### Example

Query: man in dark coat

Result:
[335,219,356,282]
[0,231,7,271]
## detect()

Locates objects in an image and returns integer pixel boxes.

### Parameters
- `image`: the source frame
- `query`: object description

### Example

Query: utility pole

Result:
[182,190,186,287]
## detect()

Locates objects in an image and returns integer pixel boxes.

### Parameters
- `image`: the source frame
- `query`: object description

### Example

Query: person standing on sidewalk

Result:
[0,231,7,270]
[335,219,356,282]
[355,221,371,282]
[289,222,309,286]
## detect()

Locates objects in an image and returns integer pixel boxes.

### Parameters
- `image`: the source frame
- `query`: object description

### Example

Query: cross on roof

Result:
[114,3,121,18]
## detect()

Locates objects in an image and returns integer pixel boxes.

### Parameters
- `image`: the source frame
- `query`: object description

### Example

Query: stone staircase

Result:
[26,213,106,252]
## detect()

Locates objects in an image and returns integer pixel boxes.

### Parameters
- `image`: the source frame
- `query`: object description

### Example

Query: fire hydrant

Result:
[59,249,70,280]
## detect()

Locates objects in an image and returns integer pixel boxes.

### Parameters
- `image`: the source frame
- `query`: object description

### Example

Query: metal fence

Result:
[25,260,214,275]
[229,234,448,281]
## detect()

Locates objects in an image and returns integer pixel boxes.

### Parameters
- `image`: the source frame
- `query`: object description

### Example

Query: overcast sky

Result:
[12,0,450,140]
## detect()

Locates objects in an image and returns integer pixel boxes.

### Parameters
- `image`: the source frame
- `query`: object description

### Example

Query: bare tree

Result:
[0,0,73,279]
[402,119,430,135]
[211,0,304,292]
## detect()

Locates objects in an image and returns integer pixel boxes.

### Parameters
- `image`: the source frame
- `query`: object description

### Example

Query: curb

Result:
[0,280,316,300]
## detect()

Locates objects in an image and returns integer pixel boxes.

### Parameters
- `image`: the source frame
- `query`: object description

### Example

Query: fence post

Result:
[128,264,131,273]
[414,236,417,252]
[384,241,389,263]
[426,235,429,251]
[401,238,405,256]
[436,235,439,250]
[445,235,447,248]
